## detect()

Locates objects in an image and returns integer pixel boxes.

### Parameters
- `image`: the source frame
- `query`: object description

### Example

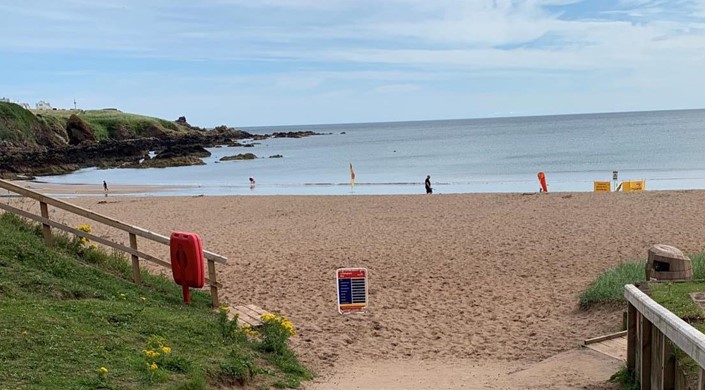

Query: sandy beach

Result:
[9,188,705,388]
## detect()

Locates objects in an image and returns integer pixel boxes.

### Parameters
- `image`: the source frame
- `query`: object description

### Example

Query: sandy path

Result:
[8,190,705,387]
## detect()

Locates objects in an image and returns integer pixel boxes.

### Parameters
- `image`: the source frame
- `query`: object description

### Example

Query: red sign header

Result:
[338,269,366,279]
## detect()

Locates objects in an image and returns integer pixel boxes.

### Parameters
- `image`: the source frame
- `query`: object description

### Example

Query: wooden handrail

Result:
[625,284,705,369]
[0,179,226,264]
[0,202,221,287]
[0,178,228,307]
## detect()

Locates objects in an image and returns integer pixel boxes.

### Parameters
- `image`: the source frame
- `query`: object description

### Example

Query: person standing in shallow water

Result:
[425,175,432,194]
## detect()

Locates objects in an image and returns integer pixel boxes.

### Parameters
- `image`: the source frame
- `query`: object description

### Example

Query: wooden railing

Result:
[625,284,705,390]
[0,179,227,307]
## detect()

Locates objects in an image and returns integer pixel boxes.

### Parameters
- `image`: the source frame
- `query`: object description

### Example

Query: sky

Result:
[2,0,705,127]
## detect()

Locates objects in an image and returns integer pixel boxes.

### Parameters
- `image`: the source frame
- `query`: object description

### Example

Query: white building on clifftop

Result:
[36,100,52,110]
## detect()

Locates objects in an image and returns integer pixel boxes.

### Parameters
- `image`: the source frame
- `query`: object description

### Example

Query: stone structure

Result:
[645,244,693,281]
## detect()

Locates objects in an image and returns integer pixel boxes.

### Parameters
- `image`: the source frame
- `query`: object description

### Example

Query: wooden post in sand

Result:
[39,201,52,246]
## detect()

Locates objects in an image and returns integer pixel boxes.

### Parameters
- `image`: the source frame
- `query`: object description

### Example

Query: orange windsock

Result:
[538,172,547,193]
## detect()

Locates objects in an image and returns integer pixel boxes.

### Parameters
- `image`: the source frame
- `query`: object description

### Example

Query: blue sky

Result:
[2,0,705,127]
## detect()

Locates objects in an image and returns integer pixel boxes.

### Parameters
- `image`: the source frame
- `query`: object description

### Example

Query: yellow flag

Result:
[349,163,355,189]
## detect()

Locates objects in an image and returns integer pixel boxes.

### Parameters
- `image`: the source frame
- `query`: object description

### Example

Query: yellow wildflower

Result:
[219,305,230,313]
[119,293,126,300]
[261,313,276,322]
[161,346,171,354]
[99,367,108,374]
[140,297,146,302]
[149,362,158,371]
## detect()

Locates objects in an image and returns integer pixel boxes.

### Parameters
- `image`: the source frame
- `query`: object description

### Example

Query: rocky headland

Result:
[0,102,324,178]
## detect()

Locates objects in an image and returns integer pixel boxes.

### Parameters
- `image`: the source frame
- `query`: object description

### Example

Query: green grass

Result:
[31,109,190,141]
[609,365,639,390]
[580,255,705,308]
[580,262,646,308]
[0,212,312,389]
[0,102,42,144]
[649,282,705,320]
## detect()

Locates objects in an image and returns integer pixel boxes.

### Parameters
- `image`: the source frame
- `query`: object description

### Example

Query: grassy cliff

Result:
[0,102,67,147]
[0,102,198,147]
[30,108,195,141]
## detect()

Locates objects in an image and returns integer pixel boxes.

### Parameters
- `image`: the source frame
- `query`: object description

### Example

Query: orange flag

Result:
[349,163,355,189]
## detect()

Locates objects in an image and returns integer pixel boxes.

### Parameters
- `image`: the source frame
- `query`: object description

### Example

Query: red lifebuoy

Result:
[170,232,206,303]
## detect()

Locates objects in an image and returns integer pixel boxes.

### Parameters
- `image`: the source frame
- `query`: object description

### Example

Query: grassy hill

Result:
[0,212,311,389]
[0,102,198,147]
[30,108,195,141]
[0,102,67,147]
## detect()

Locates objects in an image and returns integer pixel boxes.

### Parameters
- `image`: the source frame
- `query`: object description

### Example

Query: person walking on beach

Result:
[425,175,432,194]
[103,180,108,192]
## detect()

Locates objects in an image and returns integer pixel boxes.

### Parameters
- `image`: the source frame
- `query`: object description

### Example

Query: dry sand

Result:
[10,189,705,388]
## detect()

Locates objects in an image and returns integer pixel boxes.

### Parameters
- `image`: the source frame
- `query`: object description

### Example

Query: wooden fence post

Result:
[129,233,141,284]
[39,201,52,246]
[651,327,663,389]
[641,314,652,390]
[628,302,637,375]
[208,259,219,308]
[662,338,675,390]
[699,368,705,390]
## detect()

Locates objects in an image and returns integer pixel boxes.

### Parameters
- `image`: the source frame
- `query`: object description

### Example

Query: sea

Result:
[35,109,705,196]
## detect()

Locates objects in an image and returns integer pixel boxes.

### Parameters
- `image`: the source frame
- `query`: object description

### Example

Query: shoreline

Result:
[8,180,191,195]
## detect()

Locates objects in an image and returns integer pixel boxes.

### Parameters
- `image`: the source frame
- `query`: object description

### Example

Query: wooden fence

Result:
[625,284,705,390]
[0,179,227,307]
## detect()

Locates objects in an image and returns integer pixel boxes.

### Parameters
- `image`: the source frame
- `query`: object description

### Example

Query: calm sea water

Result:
[37,109,705,195]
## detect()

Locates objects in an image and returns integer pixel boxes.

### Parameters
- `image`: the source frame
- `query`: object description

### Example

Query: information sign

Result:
[594,181,611,192]
[336,268,368,314]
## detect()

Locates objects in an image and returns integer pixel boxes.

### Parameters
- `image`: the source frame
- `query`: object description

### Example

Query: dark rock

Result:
[269,154,283,158]
[155,145,211,159]
[272,131,319,139]
[66,114,96,145]
[124,155,205,168]
[220,153,257,161]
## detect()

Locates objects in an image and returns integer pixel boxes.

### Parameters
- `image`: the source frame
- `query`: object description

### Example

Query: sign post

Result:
[612,170,618,191]
[336,268,368,314]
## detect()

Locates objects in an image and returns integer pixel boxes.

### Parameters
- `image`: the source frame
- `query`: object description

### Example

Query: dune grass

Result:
[579,261,646,308]
[0,212,311,389]
[580,254,705,308]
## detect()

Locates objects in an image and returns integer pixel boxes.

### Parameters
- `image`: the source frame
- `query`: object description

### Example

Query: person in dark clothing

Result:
[425,175,432,194]
[103,181,108,192]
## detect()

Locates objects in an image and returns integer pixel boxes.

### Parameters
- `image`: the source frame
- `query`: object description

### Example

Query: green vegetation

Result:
[0,212,311,389]
[580,261,647,308]
[30,108,192,141]
[580,255,705,308]
[609,365,639,390]
[0,102,66,146]
[650,281,705,320]
[0,101,197,147]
